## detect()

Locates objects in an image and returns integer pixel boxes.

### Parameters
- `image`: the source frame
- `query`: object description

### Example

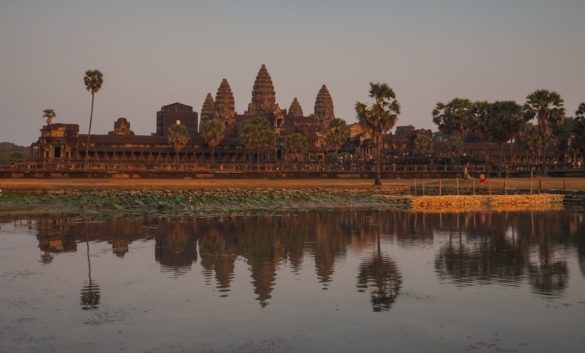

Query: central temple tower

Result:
[314,84,334,126]
[246,64,277,117]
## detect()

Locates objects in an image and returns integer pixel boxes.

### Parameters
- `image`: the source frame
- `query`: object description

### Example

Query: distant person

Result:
[463,165,472,179]
[480,174,486,189]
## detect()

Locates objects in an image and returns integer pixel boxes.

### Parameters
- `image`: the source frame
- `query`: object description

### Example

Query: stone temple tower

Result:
[288,97,304,119]
[314,84,334,126]
[214,79,236,126]
[246,64,277,117]
[200,93,215,125]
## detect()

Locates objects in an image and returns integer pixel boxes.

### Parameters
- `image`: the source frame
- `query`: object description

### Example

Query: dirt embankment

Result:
[0,177,583,194]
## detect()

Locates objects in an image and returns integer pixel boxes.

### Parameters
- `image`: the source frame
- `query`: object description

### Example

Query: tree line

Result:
[431,91,585,173]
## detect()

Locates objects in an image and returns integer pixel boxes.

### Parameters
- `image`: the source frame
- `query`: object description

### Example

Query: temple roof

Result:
[247,64,276,115]
[161,102,193,112]
[214,79,235,117]
[288,97,304,118]
[200,93,215,123]
[314,84,334,123]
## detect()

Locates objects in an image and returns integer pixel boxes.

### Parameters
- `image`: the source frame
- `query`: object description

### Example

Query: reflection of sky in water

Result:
[0,210,584,353]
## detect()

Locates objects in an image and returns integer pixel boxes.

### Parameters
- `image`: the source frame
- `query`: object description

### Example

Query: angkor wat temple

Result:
[8,64,581,177]
[31,65,341,165]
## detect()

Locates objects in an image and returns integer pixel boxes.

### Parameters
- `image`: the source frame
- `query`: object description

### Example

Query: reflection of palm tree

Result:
[528,262,568,297]
[357,231,402,312]
[435,233,474,285]
[81,222,100,310]
[435,227,526,286]
[526,214,569,297]
[578,234,585,278]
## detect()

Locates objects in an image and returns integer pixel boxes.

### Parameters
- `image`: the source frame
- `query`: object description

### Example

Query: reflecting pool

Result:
[1,210,584,353]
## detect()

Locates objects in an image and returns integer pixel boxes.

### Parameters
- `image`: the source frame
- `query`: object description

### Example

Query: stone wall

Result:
[411,194,564,212]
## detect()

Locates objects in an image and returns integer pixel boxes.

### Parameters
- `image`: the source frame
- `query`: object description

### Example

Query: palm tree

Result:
[432,98,473,137]
[469,101,490,141]
[284,132,308,162]
[413,134,434,156]
[355,82,401,186]
[43,109,56,125]
[83,70,103,164]
[573,103,585,163]
[201,119,225,168]
[523,90,565,172]
[519,123,545,164]
[325,117,350,153]
[486,101,525,171]
[238,116,276,170]
[576,102,585,119]
[167,123,190,162]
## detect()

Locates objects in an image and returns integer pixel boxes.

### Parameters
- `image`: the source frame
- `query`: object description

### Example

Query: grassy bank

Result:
[0,189,411,216]
[0,178,577,216]
[1,177,584,194]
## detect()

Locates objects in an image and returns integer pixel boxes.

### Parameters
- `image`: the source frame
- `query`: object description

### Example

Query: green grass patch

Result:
[0,193,30,202]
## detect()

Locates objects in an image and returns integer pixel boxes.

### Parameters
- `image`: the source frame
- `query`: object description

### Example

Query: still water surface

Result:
[1,210,584,353]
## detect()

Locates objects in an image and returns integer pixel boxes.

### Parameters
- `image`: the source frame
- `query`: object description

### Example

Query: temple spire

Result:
[200,93,215,125]
[247,64,276,116]
[314,84,334,125]
[288,97,304,118]
[214,79,236,125]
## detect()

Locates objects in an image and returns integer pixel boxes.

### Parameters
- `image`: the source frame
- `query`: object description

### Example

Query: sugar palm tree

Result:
[432,98,473,137]
[573,103,585,163]
[83,70,103,164]
[523,90,565,172]
[284,132,308,162]
[43,109,56,125]
[413,134,434,156]
[201,119,225,169]
[167,123,191,162]
[486,101,525,169]
[325,117,350,153]
[355,83,401,186]
[239,116,276,170]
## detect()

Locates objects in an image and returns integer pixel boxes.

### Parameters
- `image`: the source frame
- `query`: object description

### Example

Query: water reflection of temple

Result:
[6,209,584,309]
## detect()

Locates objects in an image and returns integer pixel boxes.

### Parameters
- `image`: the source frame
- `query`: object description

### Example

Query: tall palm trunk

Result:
[84,93,95,165]
[211,146,215,169]
[375,139,382,186]
[500,142,505,177]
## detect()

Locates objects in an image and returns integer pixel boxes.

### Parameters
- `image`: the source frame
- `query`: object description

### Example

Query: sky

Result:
[1,0,584,145]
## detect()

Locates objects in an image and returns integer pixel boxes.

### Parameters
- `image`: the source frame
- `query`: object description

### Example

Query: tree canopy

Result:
[284,132,308,161]
[432,98,473,136]
[84,70,103,95]
[523,90,565,141]
[43,109,56,125]
[486,101,525,144]
[238,117,276,167]
[201,119,225,149]
[167,123,190,153]
[413,134,434,156]
[325,118,350,152]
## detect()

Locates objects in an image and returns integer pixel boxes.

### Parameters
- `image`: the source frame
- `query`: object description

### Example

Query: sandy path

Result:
[0,177,584,192]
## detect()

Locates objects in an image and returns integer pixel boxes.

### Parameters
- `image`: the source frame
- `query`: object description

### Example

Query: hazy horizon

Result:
[1,0,584,145]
